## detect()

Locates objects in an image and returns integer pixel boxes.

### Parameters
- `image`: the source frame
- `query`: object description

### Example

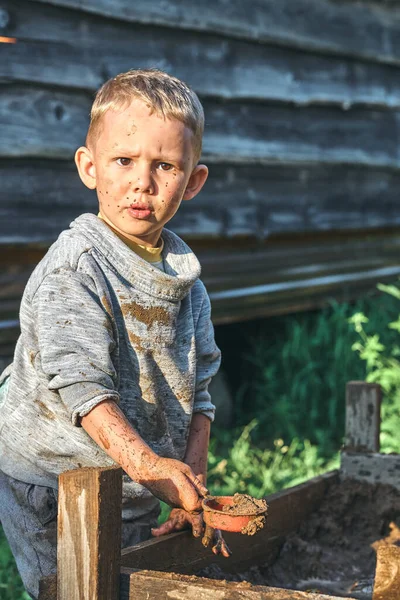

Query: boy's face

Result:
[75,98,208,247]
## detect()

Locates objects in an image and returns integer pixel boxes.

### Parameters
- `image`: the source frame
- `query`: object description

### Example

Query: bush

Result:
[349,281,400,453]
[215,287,400,455]
[207,420,339,498]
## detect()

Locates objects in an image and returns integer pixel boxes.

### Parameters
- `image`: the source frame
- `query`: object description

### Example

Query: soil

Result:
[240,514,266,536]
[222,493,268,516]
[199,477,400,599]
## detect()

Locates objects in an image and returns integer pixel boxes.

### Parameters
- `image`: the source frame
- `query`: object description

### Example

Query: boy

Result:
[0,69,229,599]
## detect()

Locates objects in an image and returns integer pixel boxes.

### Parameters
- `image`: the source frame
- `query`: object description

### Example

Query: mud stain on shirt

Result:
[101,295,113,317]
[35,400,56,420]
[128,331,145,352]
[121,301,170,327]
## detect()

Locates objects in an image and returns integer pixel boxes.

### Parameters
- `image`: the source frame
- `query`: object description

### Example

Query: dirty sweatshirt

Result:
[0,213,220,509]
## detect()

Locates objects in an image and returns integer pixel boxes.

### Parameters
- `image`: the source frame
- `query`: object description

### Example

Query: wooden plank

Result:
[373,545,400,600]
[2,88,400,169]
[21,0,400,66]
[5,161,400,242]
[120,569,355,600]
[120,471,338,574]
[40,569,356,600]
[4,1,400,108]
[341,451,400,489]
[344,382,381,452]
[57,466,122,600]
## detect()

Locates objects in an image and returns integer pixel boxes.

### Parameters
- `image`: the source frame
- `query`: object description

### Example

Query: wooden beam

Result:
[57,466,122,600]
[21,0,400,66]
[344,382,381,452]
[120,471,338,574]
[3,88,400,169]
[119,568,357,600]
[5,161,400,242]
[373,545,400,600]
[4,0,400,108]
[341,451,400,489]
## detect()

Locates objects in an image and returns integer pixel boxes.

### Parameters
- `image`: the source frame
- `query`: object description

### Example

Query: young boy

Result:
[0,69,229,599]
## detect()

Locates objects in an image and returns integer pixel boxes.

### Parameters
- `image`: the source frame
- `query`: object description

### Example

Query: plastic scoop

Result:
[202,493,268,535]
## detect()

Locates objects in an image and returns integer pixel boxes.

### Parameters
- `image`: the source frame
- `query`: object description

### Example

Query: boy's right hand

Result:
[138,455,208,512]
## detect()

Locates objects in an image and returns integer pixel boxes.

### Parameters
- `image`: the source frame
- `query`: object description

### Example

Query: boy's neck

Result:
[97,213,164,263]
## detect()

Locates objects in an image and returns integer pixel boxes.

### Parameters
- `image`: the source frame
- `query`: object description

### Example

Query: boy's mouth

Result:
[127,204,152,219]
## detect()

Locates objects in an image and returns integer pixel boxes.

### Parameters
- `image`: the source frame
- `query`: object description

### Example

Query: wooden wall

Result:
[2,0,400,366]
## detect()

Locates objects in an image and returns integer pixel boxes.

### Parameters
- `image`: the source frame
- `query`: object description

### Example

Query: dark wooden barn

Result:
[2,0,400,371]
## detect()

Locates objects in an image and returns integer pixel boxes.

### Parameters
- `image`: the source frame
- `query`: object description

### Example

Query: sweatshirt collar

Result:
[69,213,201,302]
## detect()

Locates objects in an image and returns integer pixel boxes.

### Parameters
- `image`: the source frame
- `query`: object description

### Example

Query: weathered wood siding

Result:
[2,0,400,364]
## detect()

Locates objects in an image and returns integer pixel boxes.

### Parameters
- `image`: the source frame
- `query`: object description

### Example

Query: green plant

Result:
[216,288,400,455]
[349,281,400,453]
[208,420,339,498]
[0,526,30,600]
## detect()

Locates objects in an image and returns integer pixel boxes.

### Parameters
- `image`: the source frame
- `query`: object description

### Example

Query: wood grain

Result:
[2,87,400,168]
[21,0,400,66]
[3,1,400,108]
[120,569,356,600]
[373,545,400,600]
[345,382,381,452]
[4,160,400,242]
[57,466,122,600]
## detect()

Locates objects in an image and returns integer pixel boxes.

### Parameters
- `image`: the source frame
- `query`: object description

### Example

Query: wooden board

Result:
[4,160,400,241]
[119,569,357,600]
[2,87,400,168]
[21,0,400,66]
[341,451,400,489]
[120,471,338,574]
[4,1,400,108]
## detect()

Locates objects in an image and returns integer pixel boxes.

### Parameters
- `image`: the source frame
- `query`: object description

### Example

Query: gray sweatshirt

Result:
[0,213,220,509]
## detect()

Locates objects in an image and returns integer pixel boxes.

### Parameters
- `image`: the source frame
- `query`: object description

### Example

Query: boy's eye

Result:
[116,158,131,166]
[158,162,174,171]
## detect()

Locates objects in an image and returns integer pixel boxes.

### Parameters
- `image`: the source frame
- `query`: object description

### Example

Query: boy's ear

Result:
[75,146,97,190]
[183,164,208,201]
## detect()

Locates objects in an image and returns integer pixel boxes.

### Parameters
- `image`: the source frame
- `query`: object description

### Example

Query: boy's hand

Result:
[151,508,204,538]
[139,456,208,512]
[151,509,231,558]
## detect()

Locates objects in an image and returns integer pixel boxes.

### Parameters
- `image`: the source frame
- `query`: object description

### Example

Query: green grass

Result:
[0,526,30,600]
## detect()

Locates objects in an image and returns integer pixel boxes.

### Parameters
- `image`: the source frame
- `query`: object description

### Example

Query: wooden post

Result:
[373,545,400,600]
[344,382,381,452]
[57,466,122,600]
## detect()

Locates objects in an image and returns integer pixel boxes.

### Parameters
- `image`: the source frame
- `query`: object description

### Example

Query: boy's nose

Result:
[132,169,154,194]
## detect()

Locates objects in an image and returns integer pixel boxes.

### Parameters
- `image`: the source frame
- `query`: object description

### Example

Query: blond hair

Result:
[87,68,204,163]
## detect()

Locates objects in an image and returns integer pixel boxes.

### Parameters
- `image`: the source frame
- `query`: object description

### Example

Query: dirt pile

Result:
[199,477,400,599]
[222,493,267,516]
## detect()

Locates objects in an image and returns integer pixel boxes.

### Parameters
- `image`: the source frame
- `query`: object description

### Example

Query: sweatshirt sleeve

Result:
[193,289,221,421]
[32,267,119,425]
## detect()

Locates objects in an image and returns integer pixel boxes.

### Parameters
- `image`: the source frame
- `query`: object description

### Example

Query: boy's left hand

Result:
[151,509,231,557]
